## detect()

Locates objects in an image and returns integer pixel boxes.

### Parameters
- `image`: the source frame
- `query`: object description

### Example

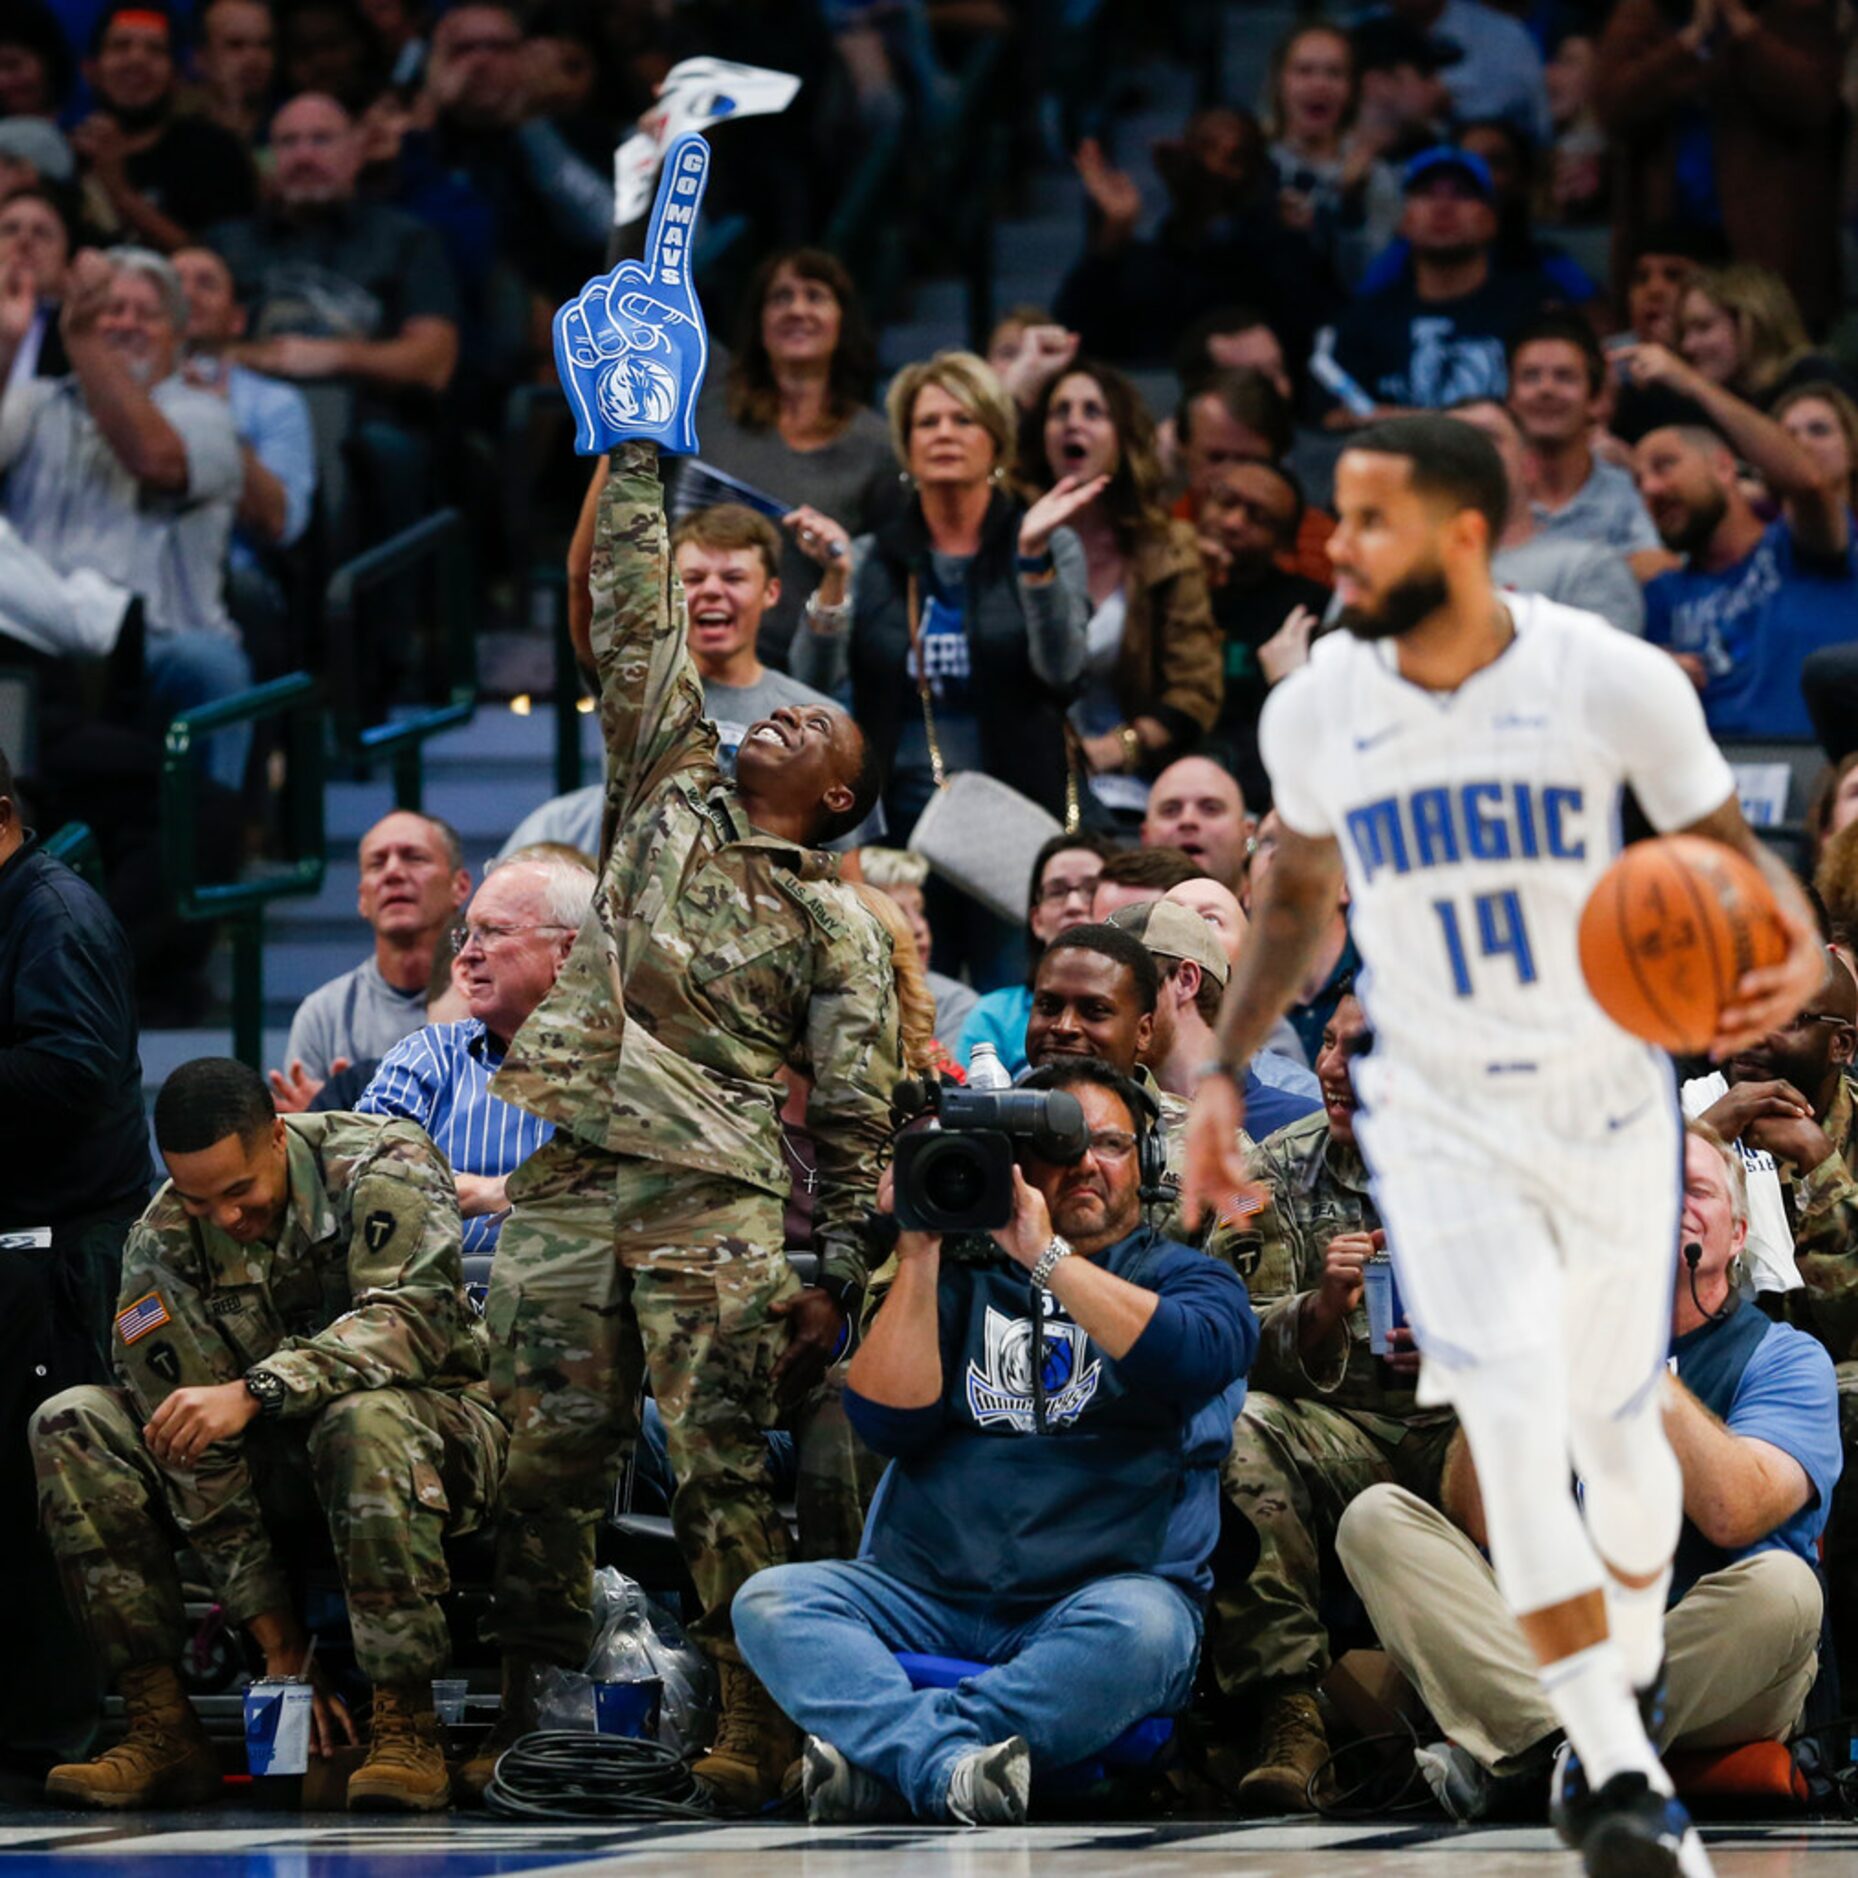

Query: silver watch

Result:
[1029,1235,1073,1289]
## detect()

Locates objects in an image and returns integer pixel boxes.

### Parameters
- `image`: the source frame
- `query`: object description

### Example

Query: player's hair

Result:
[887,350,1018,477]
[728,247,877,432]
[1685,1119,1749,1227]
[1507,311,1606,398]
[671,503,783,583]
[1042,923,1162,1013]
[850,882,938,1075]
[1346,414,1509,549]
[1098,845,1202,893]
[857,846,930,891]
[1176,365,1293,460]
[155,1057,275,1154]
[814,721,881,847]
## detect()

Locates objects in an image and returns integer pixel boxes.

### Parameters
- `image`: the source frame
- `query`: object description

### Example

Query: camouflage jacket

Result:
[1780,1074,1858,1361]
[110,1111,487,1623]
[1205,1108,1450,1436]
[494,443,902,1292]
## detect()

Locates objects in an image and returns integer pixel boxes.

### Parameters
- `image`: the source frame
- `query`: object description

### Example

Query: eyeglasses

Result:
[1037,876,1100,907]
[1781,1012,1851,1034]
[1086,1129,1139,1160]
[451,922,574,955]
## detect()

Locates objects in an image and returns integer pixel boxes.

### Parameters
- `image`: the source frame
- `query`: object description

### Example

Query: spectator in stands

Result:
[1594,0,1843,335]
[358,850,592,1255]
[1451,398,1645,634]
[1339,1124,1838,1816]
[1807,757,1858,878]
[1200,459,1333,808]
[272,809,470,1101]
[1024,360,1221,822]
[0,116,75,197]
[186,0,277,151]
[308,924,469,1113]
[1173,306,1297,405]
[1348,16,1458,185]
[1777,384,1858,519]
[1677,265,1858,414]
[1056,109,1340,371]
[0,4,74,120]
[857,846,977,1058]
[172,244,316,602]
[1143,755,1250,897]
[512,499,853,857]
[1369,0,1553,147]
[1202,991,1450,1813]
[791,350,1093,983]
[849,880,963,1090]
[687,249,896,669]
[1543,28,1606,225]
[1091,843,1202,921]
[0,244,249,785]
[73,2,257,253]
[1624,344,1854,740]
[278,0,383,114]
[1168,873,1246,957]
[1606,224,1727,446]
[1265,21,1400,288]
[1506,313,1659,563]
[955,832,1112,1078]
[1315,147,1564,428]
[1244,808,1359,1064]
[986,304,1060,387]
[736,1054,1256,1825]
[1456,120,1603,314]
[0,185,73,389]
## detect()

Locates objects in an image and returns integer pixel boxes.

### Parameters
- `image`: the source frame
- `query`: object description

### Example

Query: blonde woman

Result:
[1677,266,1857,412]
[857,846,978,1053]
[1776,383,1858,518]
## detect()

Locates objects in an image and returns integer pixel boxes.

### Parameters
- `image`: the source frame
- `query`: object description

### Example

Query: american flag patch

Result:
[116,1292,171,1345]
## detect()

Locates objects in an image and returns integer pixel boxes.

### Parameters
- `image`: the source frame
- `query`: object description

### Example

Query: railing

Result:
[163,674,327,1068]
[324,509,478,811]
[43,819,102,891]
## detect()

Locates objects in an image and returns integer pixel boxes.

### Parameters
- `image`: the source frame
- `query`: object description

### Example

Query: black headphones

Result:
[1019,1062,1169,1200]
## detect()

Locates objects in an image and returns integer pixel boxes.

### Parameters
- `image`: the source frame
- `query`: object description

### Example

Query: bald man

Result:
[271,812,472,1104]
[1144,756,1251,894]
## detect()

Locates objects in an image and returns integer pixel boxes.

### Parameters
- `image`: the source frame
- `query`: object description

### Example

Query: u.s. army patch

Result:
[116,1292,171,1345]
[363,1210,399,1253]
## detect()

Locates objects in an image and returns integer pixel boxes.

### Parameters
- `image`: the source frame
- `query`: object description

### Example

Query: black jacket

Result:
[0,834,149,1229]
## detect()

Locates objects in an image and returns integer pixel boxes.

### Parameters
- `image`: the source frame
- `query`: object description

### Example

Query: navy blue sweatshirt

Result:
[846,1227,1256,1605]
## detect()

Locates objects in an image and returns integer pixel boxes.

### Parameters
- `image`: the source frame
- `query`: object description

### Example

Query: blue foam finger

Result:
[553,132,712,456]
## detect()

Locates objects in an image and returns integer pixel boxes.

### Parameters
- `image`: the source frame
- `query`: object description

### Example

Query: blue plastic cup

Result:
[593,1678,661,1738]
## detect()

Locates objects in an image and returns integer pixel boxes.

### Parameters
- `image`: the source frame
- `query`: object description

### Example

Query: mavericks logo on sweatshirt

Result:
[965,1303,1102,1432]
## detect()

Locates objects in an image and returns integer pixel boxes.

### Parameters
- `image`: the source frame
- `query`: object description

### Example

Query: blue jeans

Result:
[733,1558,1201,1818]
[145,631,253,793]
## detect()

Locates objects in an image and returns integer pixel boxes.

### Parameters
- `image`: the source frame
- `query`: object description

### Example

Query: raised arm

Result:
[61,252,189,492]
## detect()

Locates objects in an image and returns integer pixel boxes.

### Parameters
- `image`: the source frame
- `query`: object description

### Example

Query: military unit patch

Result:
[363,1210,399,1253]
[144,1342,181,1384]
[115,1292,171,1346]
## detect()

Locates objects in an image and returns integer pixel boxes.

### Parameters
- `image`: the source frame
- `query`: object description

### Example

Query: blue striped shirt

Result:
[356,1019,553,1255]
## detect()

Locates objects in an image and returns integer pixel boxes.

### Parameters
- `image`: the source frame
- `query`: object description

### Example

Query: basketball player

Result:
[1181,416,1822,1877]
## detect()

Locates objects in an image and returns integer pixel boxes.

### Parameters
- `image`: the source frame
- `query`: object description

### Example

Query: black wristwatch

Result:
[243,1367,287,1418]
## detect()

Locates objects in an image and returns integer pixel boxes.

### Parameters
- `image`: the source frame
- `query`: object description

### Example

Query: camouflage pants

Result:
[791,1369,885,1564]
[1829,1362,1858,1693]
[1209,1393,1456,1699]
[483,1137,801,1667]
[31,1384,505,1685]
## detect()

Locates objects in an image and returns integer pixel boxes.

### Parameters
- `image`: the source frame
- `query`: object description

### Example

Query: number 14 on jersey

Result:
[1433,889,1537,997]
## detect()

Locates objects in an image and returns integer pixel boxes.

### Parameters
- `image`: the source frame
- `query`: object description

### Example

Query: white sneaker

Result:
[945,1736,1030,1825]
[802,1736,890,1823]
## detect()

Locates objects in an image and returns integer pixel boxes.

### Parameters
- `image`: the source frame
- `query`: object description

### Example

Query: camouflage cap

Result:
[1107,898,1231,987]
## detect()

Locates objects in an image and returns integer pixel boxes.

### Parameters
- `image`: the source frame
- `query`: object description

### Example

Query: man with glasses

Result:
[357,850,593,1254]
[735,1055,1257,1823]
[1701,952,1858,1689]
[958,833,1116,1077]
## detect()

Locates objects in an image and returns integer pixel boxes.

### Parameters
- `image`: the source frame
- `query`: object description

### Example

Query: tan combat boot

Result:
[44,1661,220,1810]
[455,1653,543,1807]
[348,1682,451,1812]
[690,1660,802,1814]
[1235,1685,1329,1814]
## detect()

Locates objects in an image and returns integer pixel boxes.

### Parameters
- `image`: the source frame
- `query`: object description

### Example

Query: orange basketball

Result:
[1578,835,1789,1054]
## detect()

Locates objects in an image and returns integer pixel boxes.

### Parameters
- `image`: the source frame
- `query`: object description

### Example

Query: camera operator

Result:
[734,1057,1257,1824]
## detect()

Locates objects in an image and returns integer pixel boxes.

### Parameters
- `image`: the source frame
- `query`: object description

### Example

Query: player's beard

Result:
[1337,564,1451,641]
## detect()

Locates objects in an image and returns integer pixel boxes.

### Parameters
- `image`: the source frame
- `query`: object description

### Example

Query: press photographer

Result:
[734,1056,1257,1824]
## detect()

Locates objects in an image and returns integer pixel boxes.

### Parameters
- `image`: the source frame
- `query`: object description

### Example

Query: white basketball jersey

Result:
[1259,594,1735,1080]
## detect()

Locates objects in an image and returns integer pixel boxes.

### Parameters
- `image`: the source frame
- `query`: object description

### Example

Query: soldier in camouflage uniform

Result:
[1700,956,1858,1687]
[29,1059,504,1813]
[470,441,902,1812]
[1201,993,1456,1813]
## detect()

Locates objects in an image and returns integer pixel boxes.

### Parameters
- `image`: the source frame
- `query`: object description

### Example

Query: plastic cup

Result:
[593,1678,661,1738]
[431,1678,468,1725]
[1364,1254,1395,1355]
[244,1679,312,1776]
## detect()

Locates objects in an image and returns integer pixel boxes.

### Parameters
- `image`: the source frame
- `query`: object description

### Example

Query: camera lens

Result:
[922,1144,987,1215]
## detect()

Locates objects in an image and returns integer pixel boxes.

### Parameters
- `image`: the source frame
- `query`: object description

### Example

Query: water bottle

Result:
[967,1042,1010,1090]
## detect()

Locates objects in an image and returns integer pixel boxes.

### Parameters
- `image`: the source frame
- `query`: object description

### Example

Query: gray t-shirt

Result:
[284,955,429,1081]
[0,372,241,638]
[1530,455,1660,555]
[1495,536,1645,635]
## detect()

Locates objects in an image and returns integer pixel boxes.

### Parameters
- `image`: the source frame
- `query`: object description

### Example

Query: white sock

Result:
[1604,1564,1672,1694]
[1538,1639,1668,1794]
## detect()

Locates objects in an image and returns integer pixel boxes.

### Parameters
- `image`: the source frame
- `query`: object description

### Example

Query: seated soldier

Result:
[1198,992,1455,1811]
[29,1059,506,1813]
[1337,1124,1838,1820]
